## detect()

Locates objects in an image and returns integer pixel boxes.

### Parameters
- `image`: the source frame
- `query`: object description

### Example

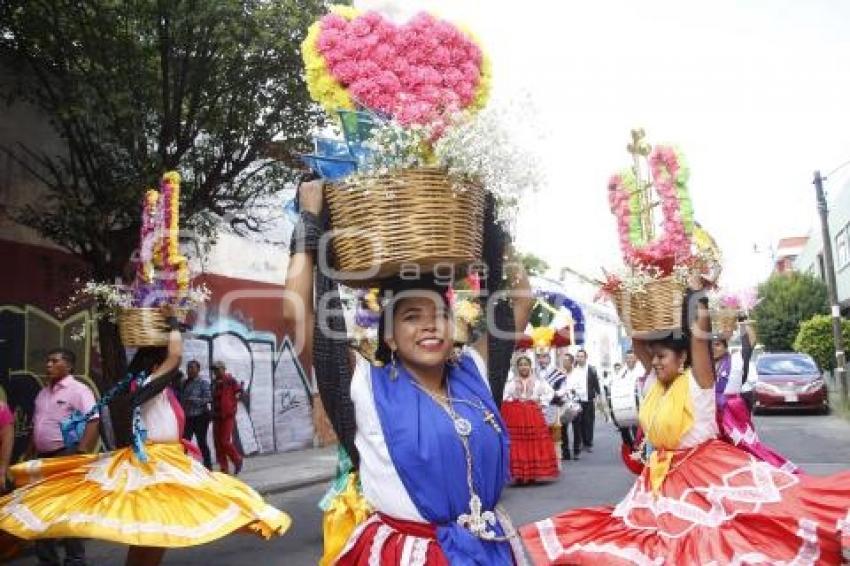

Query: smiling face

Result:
[384,291,453,372]
[650,343,688,385]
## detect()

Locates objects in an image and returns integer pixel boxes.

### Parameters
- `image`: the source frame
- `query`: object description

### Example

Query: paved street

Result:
[9,411,850,565]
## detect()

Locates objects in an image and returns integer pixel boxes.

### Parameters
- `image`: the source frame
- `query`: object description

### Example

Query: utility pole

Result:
[813,170,848,404]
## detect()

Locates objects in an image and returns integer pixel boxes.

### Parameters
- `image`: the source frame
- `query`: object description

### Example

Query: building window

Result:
[836,226,850,269]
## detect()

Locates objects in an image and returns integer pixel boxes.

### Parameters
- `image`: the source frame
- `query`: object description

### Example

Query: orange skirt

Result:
[501,400,559,482]
[521,439,850,564]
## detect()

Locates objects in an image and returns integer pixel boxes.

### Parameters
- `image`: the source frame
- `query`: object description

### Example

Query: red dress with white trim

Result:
[502,377,559,482]
[521,371,850,565]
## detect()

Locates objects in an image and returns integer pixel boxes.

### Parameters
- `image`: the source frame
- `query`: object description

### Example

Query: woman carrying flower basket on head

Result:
[502,353,559,485]
[521,289,850,565]
[285,179,534,565]
[0,306,290,566]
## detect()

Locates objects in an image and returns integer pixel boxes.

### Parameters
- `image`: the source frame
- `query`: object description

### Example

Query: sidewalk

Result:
[237,444,339,495]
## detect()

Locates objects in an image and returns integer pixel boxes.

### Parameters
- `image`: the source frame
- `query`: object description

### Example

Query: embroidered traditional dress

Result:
[334,350,526,565]
[0,376,289,547]
[521,370,850,565]
[715,352,799,473]
[502,377,559,483]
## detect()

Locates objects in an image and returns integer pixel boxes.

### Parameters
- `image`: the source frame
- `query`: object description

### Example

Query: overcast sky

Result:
[354,0,850,290]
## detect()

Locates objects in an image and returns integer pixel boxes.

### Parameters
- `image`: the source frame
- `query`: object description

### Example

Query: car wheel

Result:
[820,404,830,416]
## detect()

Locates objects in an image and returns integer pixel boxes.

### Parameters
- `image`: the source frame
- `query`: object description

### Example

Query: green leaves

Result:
[793,314,850,372]
[752,273,829,351]
[1,0,331,277]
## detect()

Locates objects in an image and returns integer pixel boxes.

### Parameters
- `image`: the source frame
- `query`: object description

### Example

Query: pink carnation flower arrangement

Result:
[607,145,695,274]
[307,7,490,127]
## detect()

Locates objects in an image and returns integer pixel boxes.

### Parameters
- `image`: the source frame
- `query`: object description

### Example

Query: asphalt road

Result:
[9,411,850,565]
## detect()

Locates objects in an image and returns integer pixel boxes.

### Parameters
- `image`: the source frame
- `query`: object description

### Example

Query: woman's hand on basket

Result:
[299,179,324,215]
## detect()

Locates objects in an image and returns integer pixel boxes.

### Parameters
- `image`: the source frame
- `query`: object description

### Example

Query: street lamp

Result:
[812,165,849,405]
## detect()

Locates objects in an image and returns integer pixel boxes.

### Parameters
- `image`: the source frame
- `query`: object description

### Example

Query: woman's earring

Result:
[390,351,398,381]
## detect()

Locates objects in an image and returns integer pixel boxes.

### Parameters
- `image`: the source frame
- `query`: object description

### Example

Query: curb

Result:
[253,473,336,497]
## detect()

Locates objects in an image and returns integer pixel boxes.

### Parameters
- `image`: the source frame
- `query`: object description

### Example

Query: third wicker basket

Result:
[118,307,189,347]
[711,308,739,335]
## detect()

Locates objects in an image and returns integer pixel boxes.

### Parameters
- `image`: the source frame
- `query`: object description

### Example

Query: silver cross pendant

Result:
[483,410,501,434]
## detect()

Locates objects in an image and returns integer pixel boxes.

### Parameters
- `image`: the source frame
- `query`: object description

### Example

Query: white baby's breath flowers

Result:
[354,100,543,227]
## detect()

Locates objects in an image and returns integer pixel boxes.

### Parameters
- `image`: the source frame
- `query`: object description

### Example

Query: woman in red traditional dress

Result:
[502,354,559,484]
[521,296,850,565]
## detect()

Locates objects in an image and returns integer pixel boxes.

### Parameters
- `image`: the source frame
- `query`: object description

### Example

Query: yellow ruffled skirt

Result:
[0,443,290,547]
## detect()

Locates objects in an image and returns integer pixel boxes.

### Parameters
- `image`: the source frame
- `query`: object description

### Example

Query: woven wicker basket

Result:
[326,167,485,287]
[118,308,188,347]
[612,276,685,335]
[711,308,739,335]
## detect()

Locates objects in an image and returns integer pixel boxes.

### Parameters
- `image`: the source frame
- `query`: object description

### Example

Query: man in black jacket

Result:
[574,349,601,452]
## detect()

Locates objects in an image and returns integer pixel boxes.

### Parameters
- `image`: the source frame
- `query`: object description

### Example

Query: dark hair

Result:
[562,352,574,362]
[47,348,76,369]
[374,275,451,365]
[187,360,201,370]
[127,347,169,376]
[711,335,729,348]
[367,193,509,368]
[577,348,587,355]
[647,334,690,366]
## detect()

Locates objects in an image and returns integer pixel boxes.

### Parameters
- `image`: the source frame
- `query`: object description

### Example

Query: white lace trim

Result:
[612,458,798,538]
[535,520,662,566]
[2,501,245,538]
[780,460,799,474]
[409,537,429,566]
[334,514,381,564]
[728,424,758,446]
[837,509,850,535]
[368,524,393,566]
[533,517,820,566]
[336,511,524,565]
[84,452,209,492]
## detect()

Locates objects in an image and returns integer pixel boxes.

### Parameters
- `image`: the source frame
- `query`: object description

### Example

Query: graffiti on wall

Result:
[0,305,315,463]
[180,327,314,456]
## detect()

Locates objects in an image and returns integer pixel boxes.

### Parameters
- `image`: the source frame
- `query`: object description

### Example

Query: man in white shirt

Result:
[537,349,566,402]
[566,349,601,454]
[557,353,582,460]
[611,350,645,448]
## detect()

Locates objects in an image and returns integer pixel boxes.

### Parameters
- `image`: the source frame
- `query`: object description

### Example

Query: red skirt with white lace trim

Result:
[501,400,559,482]
[336,511,527,565]
[336,514,448,565]
[520,439,850,565]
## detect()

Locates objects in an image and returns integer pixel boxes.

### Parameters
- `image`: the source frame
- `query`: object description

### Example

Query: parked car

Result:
[753,352,828,413]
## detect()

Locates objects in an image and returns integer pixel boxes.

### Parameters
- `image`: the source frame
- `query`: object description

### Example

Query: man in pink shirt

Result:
[28,348,99,566]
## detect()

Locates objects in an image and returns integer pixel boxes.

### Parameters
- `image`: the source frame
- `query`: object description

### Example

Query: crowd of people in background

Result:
[499,317,772,487]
